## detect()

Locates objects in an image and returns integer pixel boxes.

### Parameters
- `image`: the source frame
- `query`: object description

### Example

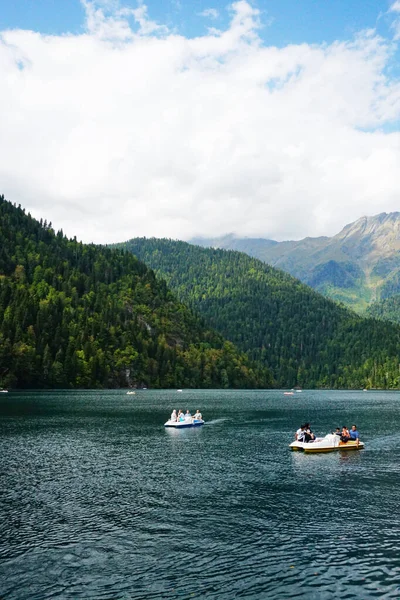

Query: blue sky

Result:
[1,0,400,243]
[0,0,395,46]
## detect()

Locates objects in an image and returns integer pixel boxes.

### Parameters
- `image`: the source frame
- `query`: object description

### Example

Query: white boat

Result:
[290,433,364,453]
[126,391,136,395]
[0,389,8,393]
[177,389,183,392]
[164,418,205,428]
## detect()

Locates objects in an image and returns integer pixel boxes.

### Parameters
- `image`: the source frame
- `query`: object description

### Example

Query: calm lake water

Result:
[1,389,400,599]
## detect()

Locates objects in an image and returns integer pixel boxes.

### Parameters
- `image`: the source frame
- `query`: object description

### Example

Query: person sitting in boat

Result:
[303,422,315,442]
[349,425,359,445]
[340,426,350,442]
[334,427,341,436]
[177,410,184,422]
[304,428,315,442]
[194,410,202,420]
[184,409,192,421]
[170,409,177,422]
[295,425,306,441]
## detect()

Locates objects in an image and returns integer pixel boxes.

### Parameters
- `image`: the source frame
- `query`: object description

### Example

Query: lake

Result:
[1,389,400,599]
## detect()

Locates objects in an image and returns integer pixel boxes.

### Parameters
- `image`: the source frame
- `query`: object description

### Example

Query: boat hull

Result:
[164,419,204,428]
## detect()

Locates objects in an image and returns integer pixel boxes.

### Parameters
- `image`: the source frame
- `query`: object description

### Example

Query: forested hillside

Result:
[0,196,272,389]
[120,237,400,389]
[367,295,400,324]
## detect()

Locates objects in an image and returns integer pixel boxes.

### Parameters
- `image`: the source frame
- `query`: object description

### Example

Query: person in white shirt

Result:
[194,410,202,420]
[295,425,306,442]
[170,409,177,422]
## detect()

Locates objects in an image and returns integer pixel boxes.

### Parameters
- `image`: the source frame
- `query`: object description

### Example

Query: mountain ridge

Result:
[191,212,400,312]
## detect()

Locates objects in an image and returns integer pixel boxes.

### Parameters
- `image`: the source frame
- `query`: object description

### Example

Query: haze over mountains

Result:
[192,212,400,313]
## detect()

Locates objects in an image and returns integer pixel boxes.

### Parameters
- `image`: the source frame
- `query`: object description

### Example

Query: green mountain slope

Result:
[367,295,400,324]
[118,237,400,389]
[0,196,271,389]
[192,213,400,313]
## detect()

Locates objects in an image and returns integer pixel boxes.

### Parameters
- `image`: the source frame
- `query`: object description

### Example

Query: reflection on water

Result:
[164,425,204,438]
[1,389,400,599]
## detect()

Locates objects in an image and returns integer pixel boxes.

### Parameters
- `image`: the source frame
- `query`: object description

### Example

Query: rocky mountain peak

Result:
[337,212,400,238]
[334,213,400,258]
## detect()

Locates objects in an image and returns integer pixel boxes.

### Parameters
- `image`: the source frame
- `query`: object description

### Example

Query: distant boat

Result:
[126,391,136,395]
[284,392,294,396]
[296,389,302,393]
[0,389,8,393]
[177,389,183,392]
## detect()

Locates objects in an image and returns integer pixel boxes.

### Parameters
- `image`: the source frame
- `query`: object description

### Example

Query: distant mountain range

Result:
[3,191,400,390]
[192,212,400,313]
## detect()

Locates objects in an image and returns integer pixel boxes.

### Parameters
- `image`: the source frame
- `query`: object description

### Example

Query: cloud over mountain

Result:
[1,0,400,243]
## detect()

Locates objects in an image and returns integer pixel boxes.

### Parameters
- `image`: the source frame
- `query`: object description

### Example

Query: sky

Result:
[1,0,400,244]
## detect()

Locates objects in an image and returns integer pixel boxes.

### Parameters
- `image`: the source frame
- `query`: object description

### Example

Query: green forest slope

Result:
[0,196,272,389]
[119,237,400,389]
[367,295,400,325]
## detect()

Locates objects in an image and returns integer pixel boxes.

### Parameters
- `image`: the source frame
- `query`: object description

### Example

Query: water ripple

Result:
[1,390,400,599]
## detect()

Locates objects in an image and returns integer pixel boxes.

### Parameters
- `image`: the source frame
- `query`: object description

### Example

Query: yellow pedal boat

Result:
[290,433,364,453]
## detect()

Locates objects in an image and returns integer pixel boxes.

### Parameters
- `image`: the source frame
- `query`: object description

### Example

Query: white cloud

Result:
[199,8,219,20]
[82,0,168,39]
[390,1,400,39]
[0,1,400,244]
